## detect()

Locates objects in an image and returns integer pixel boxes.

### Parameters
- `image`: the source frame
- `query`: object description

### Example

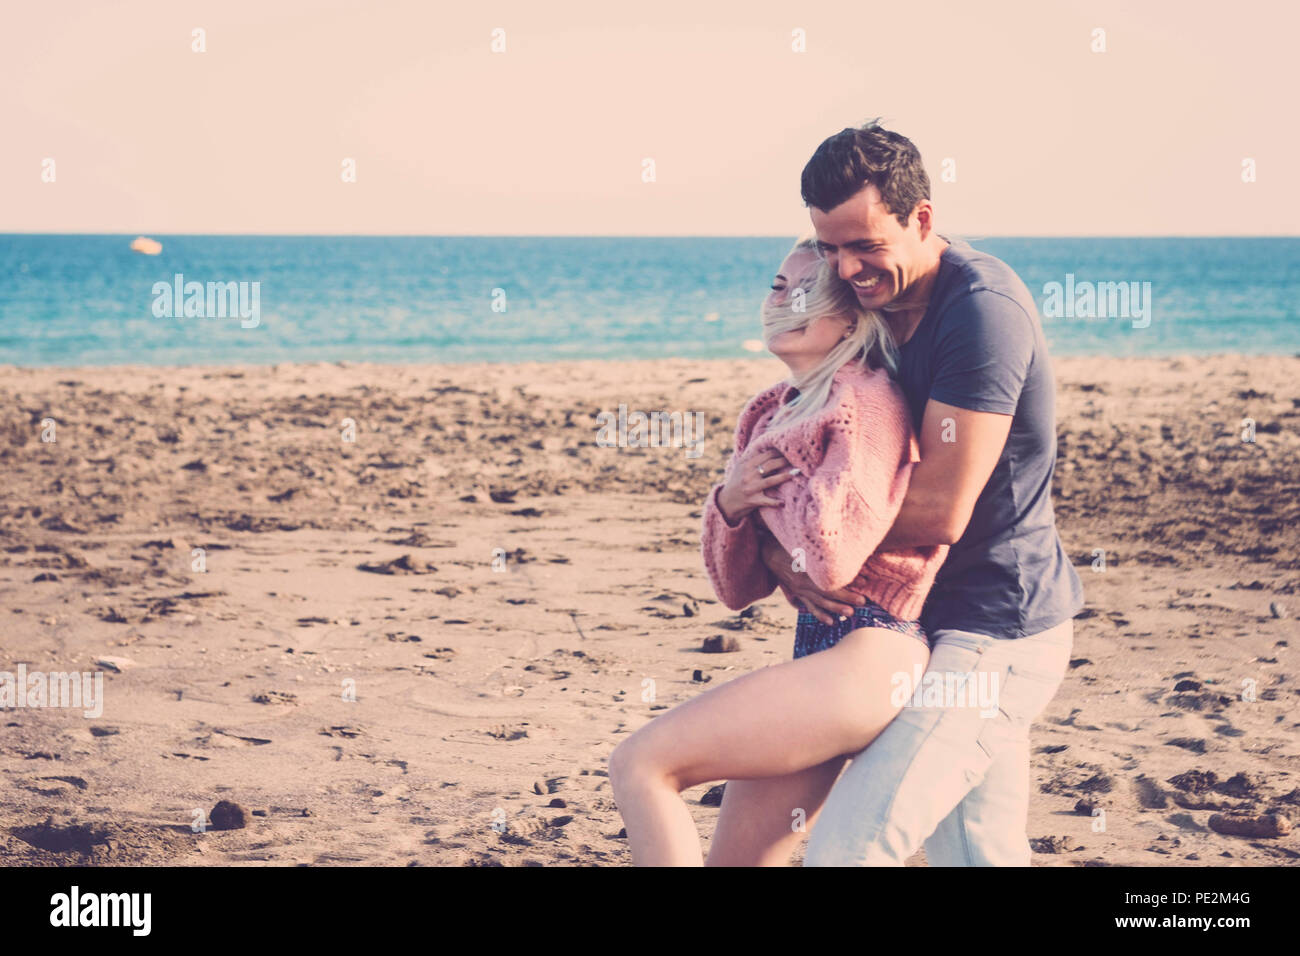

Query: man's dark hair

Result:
[800,120,930,227]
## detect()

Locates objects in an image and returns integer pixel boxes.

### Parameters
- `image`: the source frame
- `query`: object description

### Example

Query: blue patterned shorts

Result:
[793,599,930,659]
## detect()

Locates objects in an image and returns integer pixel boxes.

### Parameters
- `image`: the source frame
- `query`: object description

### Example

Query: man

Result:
[757,121,1085,865]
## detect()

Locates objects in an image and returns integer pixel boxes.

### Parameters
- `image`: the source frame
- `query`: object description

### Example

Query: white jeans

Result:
[804,618,1074,866]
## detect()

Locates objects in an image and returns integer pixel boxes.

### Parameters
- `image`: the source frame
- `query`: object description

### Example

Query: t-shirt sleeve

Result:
[928,290,1034,415]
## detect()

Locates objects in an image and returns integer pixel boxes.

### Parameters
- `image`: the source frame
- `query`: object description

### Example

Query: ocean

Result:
[1,235,1296,367]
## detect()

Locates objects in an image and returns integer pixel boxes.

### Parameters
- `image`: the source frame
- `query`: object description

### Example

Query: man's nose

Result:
[835,254,857,282]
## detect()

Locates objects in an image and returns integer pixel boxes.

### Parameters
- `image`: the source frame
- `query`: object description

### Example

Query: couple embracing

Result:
[609,121,1085,866]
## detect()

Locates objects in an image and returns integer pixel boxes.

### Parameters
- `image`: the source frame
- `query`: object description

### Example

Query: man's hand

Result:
[758,533,865,625]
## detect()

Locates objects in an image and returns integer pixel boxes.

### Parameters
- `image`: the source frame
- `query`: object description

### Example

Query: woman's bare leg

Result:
[704,755,849,866]
[608,625,928,866]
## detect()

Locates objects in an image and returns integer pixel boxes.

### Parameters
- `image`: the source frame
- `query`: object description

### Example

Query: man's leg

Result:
[925,620,1074,866]
[803,630,999,866]
[923,732,1032,866]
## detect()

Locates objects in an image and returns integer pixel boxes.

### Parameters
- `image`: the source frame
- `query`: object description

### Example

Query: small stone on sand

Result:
[702,635,739,654]
[209,800,248,831]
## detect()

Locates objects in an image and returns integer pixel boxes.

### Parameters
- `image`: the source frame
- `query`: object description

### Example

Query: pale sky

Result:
[2,0,1296,236]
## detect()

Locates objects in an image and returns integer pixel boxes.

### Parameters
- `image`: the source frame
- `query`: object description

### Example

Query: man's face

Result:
[809,183,926,311]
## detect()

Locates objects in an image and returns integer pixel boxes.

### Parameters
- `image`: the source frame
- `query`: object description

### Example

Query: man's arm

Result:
[760,288,1031,619]
[875,399,1012,550]
[756,400,1010,620]
[879,287,1034,549]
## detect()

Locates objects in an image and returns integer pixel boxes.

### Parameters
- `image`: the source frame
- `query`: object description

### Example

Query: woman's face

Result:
[767,311,853,373]
[765,247,853,374]
[764,247,821,311]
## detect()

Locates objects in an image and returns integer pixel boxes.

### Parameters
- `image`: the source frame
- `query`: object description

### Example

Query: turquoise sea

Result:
[1,235,1296,367]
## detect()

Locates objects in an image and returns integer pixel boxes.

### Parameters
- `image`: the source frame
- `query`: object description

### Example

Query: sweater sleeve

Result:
[699,399,779,611]
[701,485,778,611]
[757,385,913,593]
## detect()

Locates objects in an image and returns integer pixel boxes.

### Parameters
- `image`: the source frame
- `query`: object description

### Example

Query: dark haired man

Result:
[758,121,1085,866]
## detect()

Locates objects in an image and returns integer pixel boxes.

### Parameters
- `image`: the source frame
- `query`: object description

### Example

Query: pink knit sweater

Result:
[701,362,948,621]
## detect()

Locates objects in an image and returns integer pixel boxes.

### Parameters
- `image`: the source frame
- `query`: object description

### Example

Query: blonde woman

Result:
[609,239,949,866]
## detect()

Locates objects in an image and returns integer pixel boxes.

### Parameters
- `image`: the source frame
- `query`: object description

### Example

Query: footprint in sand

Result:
[251,690,298,705]
[357,554,437,575]
[486,725,529,741]
[193,729,274,748]
[640,591,702,619]
[1166,689,1233,713]
[22,776,89,797]
[319,725,365,739]
[1134,775,1169,809]
[383,530,456,548]
[12,819,109,856]
[1040,768,1113,797]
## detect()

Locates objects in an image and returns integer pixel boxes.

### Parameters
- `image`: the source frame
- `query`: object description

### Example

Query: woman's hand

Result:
[717,451,800,524]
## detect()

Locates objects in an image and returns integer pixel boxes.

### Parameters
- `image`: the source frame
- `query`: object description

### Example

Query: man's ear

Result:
[913,201,934,239]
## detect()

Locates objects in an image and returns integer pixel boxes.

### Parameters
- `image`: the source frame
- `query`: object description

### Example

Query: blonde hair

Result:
[761,237,897,429]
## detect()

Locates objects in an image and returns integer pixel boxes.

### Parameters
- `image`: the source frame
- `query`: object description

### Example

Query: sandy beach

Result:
[0,354,1297,867]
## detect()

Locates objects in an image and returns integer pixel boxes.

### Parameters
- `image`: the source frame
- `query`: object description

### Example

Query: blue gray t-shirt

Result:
[895,237,1084,638]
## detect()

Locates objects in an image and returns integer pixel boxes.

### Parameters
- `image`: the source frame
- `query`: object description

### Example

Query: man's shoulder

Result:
[937,239,1035,310]
[930,240,1038,338]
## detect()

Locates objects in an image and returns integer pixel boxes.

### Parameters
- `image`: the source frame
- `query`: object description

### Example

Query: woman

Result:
[608,237,949,866]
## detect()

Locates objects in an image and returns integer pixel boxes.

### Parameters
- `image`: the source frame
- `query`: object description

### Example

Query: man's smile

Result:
[852,271,888,299]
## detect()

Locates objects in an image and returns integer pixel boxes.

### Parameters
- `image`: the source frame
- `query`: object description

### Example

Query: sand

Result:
[0,354,1297,866]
